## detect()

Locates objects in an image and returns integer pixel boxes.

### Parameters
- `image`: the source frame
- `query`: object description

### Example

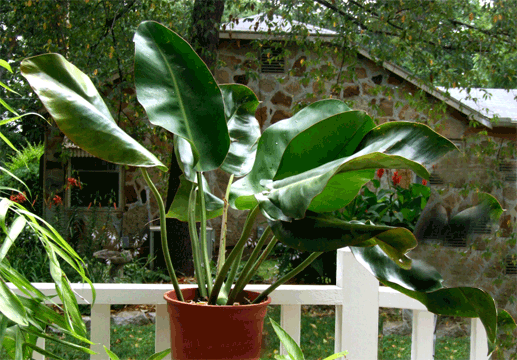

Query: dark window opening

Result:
[499,161,516,182]
[428,172,444,185]
[443,237,467,248]
[69,158,120,207]
[260,47,285,74]
[505,255,517,275]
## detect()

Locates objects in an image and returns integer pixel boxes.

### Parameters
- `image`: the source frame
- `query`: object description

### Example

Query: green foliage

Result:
[269,317,348,360]
[0,61,94,360]
[19,21,515,355]
[0,142,43,214]
[337,178,431,231]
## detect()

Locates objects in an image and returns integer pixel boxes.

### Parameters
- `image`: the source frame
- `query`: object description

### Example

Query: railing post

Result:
[31,337,45,360]
[279,305,301,356]
[335,248,379,360]
[91,304,110,360]
[155,304,172,360]
[470,318,489,360]
[411,310,435,360]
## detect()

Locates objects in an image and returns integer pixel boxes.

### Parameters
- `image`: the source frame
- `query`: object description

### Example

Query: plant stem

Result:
[228,226,272,304]
[222,245,244,299]
[188,185,207,298]
[217,174,234,276]
[208,205,260,305]
[252,252,323,304]
[196,172,212,296]
[140,168,183,302]
[237,236,278,297]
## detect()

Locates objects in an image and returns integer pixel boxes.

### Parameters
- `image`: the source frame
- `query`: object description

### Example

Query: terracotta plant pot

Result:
[164,288,271,360]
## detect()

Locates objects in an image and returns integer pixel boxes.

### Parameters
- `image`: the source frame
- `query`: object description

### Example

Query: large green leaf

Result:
[166,174,223,222]
[219,84,261,176]
[274,111,375,180]
[0,215,26,262]
[230,99,353,210]
[0,278,28,326]
[257,120,457,221]
[350,245,515,355]
[270,214,416,268]
[20,54,166,171]
[353,121,457,168]
[134,21,229,172]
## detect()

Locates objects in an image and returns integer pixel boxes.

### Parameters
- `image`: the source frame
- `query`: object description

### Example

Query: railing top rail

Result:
[8,283,343,305]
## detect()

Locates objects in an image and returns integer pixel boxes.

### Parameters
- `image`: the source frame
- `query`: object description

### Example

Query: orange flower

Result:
[422,179,428,186]
[53,195,63,206]
[376,169,385,178]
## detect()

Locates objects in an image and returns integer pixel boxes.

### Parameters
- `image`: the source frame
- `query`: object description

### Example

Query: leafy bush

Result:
[0,142,44,215]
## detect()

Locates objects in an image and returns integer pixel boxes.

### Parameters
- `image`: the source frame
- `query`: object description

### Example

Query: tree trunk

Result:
[188,0,226,71]
[164,0,226,277]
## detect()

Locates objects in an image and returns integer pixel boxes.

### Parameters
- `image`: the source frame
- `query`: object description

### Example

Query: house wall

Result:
[42,123,161,253]
[216,38,517,321]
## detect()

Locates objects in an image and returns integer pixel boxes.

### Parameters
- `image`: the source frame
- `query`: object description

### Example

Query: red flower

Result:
[376,169,385,178]
[392,171,402,186]
[422,179,428,186]
[53,195,63,206]
[17,192,27,203]
[10,192,27,203]
[67,177,81,189]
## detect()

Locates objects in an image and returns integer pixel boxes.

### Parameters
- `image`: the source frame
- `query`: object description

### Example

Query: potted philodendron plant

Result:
[21,21,515,360]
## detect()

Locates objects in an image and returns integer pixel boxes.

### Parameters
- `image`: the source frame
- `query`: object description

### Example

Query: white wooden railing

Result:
[12,248,489,360]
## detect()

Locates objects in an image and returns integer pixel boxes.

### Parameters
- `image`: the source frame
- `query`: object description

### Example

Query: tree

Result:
[261,0,517,90]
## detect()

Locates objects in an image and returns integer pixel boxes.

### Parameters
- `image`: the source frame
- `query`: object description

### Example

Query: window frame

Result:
[66,156,125,210]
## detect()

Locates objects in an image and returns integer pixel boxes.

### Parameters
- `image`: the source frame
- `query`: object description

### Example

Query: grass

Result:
[17,306,470,360]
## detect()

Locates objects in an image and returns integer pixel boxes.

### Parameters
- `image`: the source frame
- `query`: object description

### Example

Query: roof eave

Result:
[219,31,336,42]
[357,49,495,129]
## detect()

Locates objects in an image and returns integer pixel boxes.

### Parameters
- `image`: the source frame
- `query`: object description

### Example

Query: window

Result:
[67,157,123,208]
[499,160,516,182]
[505,254,517,275]
[260,46,285,74]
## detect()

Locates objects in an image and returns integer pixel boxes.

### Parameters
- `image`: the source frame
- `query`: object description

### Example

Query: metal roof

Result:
[220,14,336,39]
[439,88,517,127]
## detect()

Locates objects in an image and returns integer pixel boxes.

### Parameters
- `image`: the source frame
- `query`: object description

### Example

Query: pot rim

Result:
[163,288,272,308]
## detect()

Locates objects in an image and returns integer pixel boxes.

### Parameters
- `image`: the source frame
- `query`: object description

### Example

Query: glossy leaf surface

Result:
[230,99,352,210]
[270,215,416,268]
[20,54,166,171]
[219,84,261,176]
[134,21,229,172]
[232,106,458,221]
[353,122,457,169]
[166,174,223,222]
